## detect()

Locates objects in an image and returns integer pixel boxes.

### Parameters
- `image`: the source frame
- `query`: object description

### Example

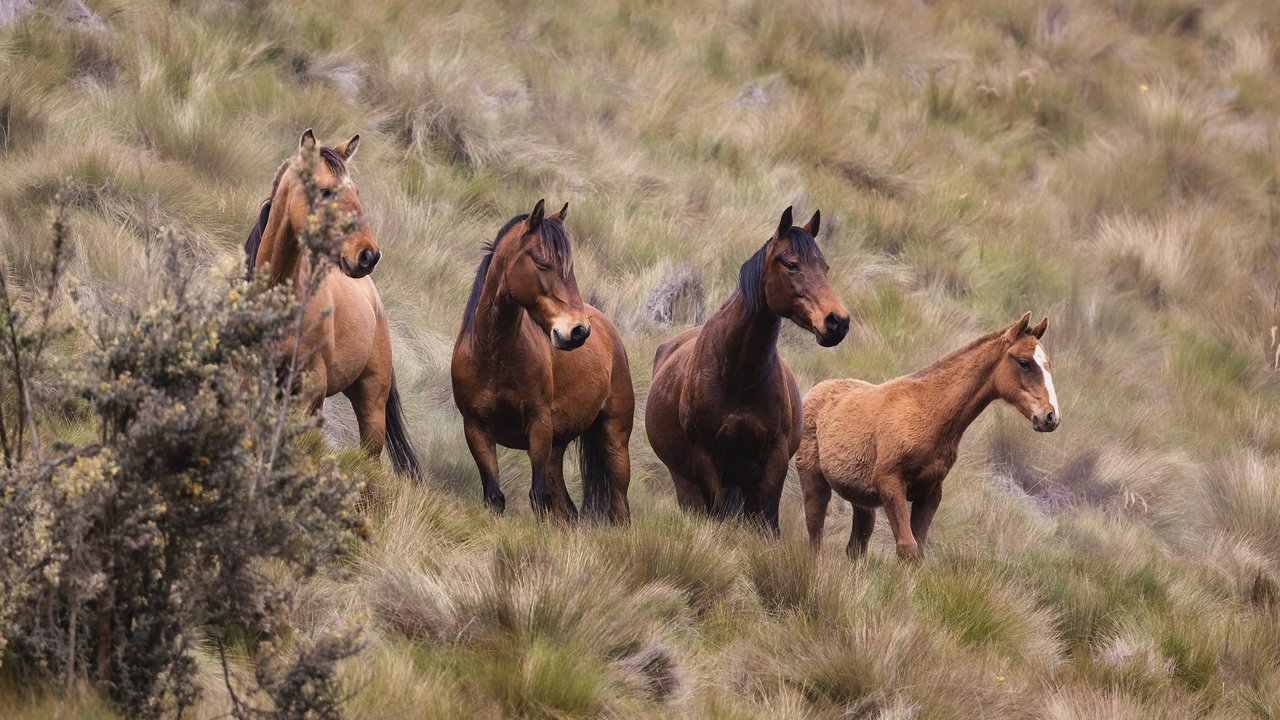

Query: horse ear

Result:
[299,128,317,153]
[775,206,794,239]
[556,202,569,220]
[804,209,821,237]
[1005,311,1032,341]
[528,199,546,232]
[1030,316,1049,339]
[336,133,360,160]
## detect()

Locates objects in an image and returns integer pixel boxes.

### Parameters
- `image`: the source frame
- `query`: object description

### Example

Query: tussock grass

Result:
[4,0,1280,715]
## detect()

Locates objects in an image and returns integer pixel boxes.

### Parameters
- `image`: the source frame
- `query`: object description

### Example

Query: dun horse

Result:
[797,313,1061,561]
[244,129,421,477]
[646,207,850,533]
[451,200,634,522]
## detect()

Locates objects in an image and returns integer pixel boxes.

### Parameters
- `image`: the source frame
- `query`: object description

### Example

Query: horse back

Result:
[652,326,701,377]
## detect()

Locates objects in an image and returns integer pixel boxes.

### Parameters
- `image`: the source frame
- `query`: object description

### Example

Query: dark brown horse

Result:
[451,200,634,522]
[645,207,850,533]
[797,313,1061,561]
[244,129,421,477]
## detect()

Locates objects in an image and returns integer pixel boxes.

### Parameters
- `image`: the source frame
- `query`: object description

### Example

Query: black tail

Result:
[578,421,611,520]
[385,371,423,481]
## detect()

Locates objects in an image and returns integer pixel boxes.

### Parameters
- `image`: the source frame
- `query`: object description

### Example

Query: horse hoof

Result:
[485,492,506,514]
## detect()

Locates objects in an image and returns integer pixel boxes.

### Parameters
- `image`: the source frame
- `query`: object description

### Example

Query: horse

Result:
[243,128,422,478]
[796,312,1061,562]
[450,199,634,522]
[645,207,850,534]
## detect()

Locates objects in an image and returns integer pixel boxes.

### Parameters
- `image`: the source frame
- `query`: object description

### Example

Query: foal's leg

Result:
[546,444,579,522]
[463,420,504,513]
[910,482,943,555]
[526,414,556,516]
[344,369,391,458]
[799,465,832,550]
[879,476,920,562]
[848,507,876,558]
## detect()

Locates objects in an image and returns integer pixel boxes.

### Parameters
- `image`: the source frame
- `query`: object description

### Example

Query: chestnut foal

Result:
[797,313,1061,561]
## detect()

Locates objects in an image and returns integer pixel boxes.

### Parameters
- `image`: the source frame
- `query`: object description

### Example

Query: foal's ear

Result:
[528,199,546,232]
[555,202,569,220]
[775,206,794,239]
[335,133,360,160]
[1004,311,1032,341]
[803,209,821,237]
[1029,316,1049,339]
[299,128,317,153]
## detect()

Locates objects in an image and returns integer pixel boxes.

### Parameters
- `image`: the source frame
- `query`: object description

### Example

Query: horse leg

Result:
[671,467,704,512]
[689,447,724,516]
[753,450,790,537]
[847,506,876,558]
[799,465,831,550]
[343,369,391,458]
[463,419,504,513]
[526,414,555,517]
[880,478,919,562]
[910,482,943,556]
[547,443,579,523]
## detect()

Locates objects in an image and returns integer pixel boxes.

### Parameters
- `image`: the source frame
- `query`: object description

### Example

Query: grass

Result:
[3,0,1280,716]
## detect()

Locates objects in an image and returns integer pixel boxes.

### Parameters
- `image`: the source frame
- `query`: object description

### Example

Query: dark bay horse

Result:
[451,200,634,522]
[797,313,1061,561]
[244,129,421,477]
[645,207,850,534]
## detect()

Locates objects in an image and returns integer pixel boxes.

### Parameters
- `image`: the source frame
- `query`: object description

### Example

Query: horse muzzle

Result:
[1032,410,1060,432]
[550,321,591,350]
[815,311,850,347]
[340,248,381,278]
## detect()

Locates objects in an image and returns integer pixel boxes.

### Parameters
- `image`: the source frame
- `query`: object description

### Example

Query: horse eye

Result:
[784,261,800,271]
[320,188,336,200]
[1017,358,1032,370]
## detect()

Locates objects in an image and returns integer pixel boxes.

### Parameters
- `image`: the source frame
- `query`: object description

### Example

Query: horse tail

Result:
[578,421,611,520]
[384,371,423,481]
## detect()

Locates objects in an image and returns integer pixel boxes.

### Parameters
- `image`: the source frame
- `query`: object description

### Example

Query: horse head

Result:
[496,199,590,350]
[993,312,1060,432]
[758,207,849,347]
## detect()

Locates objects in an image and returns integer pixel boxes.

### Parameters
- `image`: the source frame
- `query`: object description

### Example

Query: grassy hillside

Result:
[3,0,1280,716]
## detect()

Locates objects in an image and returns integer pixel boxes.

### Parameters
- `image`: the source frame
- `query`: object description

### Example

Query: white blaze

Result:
[1034,344,1059,416]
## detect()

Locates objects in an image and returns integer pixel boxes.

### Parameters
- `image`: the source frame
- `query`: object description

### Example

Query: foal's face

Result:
[503,200,591,350]
[289,130,381,279]
[995,313,1060,432]
[763,209,850,347]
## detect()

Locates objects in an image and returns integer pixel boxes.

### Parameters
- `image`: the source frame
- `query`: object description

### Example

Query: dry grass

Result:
[3,0,1280,716]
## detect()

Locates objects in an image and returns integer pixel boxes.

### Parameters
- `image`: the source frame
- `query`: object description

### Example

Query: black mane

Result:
[458,214,573,340]
[243,146,349,278]
[736,226,820,317]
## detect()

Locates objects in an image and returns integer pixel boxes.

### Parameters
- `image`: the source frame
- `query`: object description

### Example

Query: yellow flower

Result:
[996,675,1006,683]
[1139,83,1149,93]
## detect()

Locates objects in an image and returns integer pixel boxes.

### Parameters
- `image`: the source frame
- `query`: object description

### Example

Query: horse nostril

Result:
[825,312,848,334]
[570,323,590,343]
[1046,411,1057,426]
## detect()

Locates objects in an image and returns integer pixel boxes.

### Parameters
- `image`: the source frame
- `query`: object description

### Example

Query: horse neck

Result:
[913,336,1004,446]
[701,292,781,388]
[469,256,526,355]
[258,185,304,287]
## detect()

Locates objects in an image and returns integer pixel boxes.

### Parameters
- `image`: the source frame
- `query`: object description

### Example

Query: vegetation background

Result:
[3,0,1280,716]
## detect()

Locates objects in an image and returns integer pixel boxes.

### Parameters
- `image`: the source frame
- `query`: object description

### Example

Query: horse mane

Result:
[736,226,820,318]
[458,214,573,340]
[243,146,349,277]
[908,327,1007,379]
